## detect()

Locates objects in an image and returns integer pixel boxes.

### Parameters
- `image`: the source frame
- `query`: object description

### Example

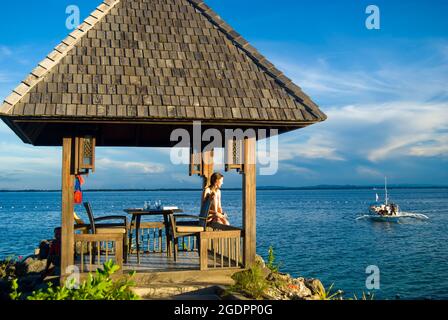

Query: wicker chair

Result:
[82,202,129,263]
[168,196,212,262]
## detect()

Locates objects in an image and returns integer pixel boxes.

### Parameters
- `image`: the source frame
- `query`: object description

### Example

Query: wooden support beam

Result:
[61,137,75,276]
[242,136,256,267]
[202,149,214,189]
[189,146,202,176]
[200,236,209,270]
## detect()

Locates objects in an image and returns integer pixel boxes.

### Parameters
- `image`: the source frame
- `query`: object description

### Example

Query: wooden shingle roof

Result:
[0,0,326,123]
[0,0,327,146]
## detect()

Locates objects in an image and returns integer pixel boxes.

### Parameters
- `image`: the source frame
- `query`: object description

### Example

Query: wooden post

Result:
[242,136,256,268]
[189,146,202,176]
[200,236,208,270]
[115,236,123,269]
[61,137,75,276]
[202,149,214,189]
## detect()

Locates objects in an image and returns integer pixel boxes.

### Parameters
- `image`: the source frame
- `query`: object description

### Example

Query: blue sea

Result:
[0,188,447,300]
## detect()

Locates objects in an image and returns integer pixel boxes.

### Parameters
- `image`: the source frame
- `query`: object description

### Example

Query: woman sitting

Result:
[203,172,230,226]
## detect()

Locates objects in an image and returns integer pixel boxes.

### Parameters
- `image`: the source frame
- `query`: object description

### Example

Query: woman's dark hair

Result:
[209,172,224,189]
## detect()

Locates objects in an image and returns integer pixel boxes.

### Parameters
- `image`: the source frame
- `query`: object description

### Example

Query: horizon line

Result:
[1,184,447,192]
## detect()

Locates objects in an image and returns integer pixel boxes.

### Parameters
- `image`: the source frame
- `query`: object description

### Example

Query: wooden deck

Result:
[75,250,243,272]
[74,250,200,273]
[72,250,240,287]
[123,251,200,272]
[74,222,244,273]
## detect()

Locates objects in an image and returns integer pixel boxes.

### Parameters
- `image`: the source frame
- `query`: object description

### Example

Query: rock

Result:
[288,280,312,299]
[263,273,313,300]
[23,257,47,274]
[232,256,328,301]
[250,256,270,279]
[304,278,325,296]
[255,255,266,269]
[266,272,291,284]
[38,241,50,260]
[306,294,322,300]
[263,287,288,300]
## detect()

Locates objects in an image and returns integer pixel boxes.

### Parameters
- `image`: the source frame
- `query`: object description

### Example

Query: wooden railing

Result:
[177,235,198,252]
[128,222,167,254]
[128,222,199,255]
[74,233,123,273]
[200,223,243,270]
[74,223,243,272]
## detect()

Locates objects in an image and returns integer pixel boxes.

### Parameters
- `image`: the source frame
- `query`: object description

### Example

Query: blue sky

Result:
[0,0,447,189]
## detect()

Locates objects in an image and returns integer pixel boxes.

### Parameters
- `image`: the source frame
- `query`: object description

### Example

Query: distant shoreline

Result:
[1,185,447,192]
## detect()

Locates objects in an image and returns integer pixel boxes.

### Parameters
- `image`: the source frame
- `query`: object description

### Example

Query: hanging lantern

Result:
[76,136,96,174]
[225,137,243,173]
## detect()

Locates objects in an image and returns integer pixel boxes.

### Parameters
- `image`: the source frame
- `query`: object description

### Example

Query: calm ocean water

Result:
[0,188,447,299]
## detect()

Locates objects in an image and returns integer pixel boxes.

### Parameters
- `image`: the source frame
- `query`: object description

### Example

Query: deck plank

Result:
[123,251,200,272]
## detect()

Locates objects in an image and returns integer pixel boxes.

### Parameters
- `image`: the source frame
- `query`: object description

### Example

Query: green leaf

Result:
[26,261,139,301]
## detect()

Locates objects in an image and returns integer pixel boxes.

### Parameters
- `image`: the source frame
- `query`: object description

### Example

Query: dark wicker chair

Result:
[83,202,129,262]
[168,196,212,262]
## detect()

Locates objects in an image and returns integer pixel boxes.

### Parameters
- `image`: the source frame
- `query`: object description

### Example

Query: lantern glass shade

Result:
[77,136,95,173]
[225,137,243,172]
[83,156,92,166]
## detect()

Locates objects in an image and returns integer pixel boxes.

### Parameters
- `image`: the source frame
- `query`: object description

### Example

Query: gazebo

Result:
[0,0,326,281]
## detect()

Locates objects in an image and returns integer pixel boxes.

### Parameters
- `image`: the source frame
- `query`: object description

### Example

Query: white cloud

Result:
[262,40,448,165]
[310,101,448,162]
[281,163,316,176]
[268,39,448,107]
[170,173,198,185]
[356,166,383,178]
[96,158,165,174]
[279,134,345,161]
[0,142,59,164]
[407,136,448,157]
[353,103,445,161]
[0,156,59,175]
[272,100,448,165]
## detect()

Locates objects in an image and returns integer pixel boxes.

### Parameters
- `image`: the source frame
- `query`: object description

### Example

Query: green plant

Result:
[229,264,269,299]
[26,260,139,300]
[267,246,276,272]
[315,283,343,300]
[0,256,19,281]
[9,279,22,300]
[351,292,375,300]
[266,246,281,273]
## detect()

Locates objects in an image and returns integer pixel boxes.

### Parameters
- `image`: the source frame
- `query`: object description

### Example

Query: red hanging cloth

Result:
[74,175,85,204]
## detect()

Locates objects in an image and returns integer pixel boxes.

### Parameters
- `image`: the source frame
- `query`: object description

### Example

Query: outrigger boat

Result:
[356,178,428,222]
[369,177,401,220]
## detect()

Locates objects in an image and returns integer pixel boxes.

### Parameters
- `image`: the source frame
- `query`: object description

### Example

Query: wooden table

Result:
[124,208,182,264]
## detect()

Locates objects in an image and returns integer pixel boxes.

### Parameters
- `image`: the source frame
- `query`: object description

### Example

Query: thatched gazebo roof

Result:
[0,0,326,147]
